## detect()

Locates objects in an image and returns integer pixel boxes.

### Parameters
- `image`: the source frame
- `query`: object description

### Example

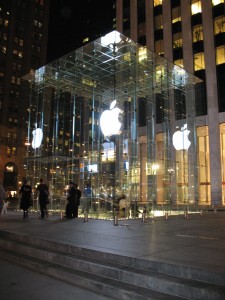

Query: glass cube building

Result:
[22,31,201,219]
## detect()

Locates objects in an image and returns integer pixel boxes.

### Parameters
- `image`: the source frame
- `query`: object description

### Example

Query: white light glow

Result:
[101,31,121,47]
[100,100,122,137]
[172,124,191,150]
[32,128,43,149]
[87,164,98,173]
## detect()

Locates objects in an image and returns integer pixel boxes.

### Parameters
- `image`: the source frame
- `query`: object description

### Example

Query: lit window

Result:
[174,59,184,68]
[6,147,11,157]
[194,52,205,71]
[18,51,23,58]
[83,37,89,43]
[2,46,6,53]
[172,7,181,24]
[191,1,202,15]
[4,19,9,27]
[212,0,224,5]
[214,16,225,34]
[12,147,17,155]
[216,46,225,65]
[154,0,162,6]
[193,25,203,42]
[173,33,182,48]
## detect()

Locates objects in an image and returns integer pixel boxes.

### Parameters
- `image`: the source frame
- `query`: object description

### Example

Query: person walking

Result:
[19,180,32,219]
[36,178,49,219]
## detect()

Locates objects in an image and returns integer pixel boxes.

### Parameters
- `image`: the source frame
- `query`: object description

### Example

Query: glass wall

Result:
[22,31,201,219]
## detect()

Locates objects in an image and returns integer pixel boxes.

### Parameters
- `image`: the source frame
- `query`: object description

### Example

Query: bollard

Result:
[84,212,88,222]
[214,208,217,215]
[114,214,118,226]
[60,211,63,219]
[165,212,168,221]
[200,210,203,216]
[184,210,188,219]
[142,213,146,223]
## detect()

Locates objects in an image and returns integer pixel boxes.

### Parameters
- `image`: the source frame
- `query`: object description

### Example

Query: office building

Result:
[0,0,49,196]
[115,0,225,206]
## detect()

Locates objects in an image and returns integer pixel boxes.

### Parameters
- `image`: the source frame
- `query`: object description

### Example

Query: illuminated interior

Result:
[22,31,201,219]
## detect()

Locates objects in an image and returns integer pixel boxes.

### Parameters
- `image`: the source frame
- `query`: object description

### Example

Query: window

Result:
[193,25,203,42]
[214,16,225,34]
[154,0,162,6]
[174,59,184,68]
[155,40,164,56]
[173,32,182,48]
[194,52,205,71]
[154,15,163,30]
[212,0,224,5]
[216,46,225,65]
[191,1,202,15]
[172,7,181,24]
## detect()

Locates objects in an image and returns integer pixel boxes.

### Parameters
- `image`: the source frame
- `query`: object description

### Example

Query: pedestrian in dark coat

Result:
[36,178,49,219]
[66,182,81,218]
[19,180,32,219]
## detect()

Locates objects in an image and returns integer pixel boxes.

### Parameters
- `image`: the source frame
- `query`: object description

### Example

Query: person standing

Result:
[19,180,32,219]
[36,178,49,219]
[0,181,6,214]
[66,182,81,218]
[73,184,81,218]
[83,183,92,213]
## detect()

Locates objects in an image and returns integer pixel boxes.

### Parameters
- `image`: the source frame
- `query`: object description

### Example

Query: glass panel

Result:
[22,31,201,219]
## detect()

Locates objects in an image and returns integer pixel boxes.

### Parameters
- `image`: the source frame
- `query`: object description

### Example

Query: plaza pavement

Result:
[0,209,225,299]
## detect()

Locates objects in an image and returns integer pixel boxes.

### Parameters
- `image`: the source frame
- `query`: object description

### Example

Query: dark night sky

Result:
[47,0,114,63]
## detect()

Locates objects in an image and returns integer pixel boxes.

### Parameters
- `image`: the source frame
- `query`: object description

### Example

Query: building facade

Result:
[0,0,49,197]
[115,0,225,206]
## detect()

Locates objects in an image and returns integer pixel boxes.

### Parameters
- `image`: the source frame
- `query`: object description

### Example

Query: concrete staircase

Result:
[0,230,224,300]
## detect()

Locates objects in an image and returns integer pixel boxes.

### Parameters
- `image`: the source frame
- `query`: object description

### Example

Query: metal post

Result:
[84,212,88,222]
[114,214,118,226]
[142,212,146,223]
[165,212,168,221]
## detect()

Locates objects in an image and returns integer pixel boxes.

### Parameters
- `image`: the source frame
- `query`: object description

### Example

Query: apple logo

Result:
[32,128,43,149]
[100,100,122,136]
[172,124,191,150]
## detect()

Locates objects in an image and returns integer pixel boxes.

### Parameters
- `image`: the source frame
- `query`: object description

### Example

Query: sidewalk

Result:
[1,210,225,274]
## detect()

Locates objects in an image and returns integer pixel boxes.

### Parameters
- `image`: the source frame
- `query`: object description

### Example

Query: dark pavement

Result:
[0,210,225,299]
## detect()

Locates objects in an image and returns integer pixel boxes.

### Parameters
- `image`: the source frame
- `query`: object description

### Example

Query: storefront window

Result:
[197,126,211,204]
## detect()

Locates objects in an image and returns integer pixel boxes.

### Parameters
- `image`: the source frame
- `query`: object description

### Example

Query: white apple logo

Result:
[100,100,122,136]
[32,128,43,149]
[172,124,191,150]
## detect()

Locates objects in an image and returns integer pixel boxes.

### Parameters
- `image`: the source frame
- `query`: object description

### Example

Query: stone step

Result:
[0,231,224,299]
[0,247,182,300]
